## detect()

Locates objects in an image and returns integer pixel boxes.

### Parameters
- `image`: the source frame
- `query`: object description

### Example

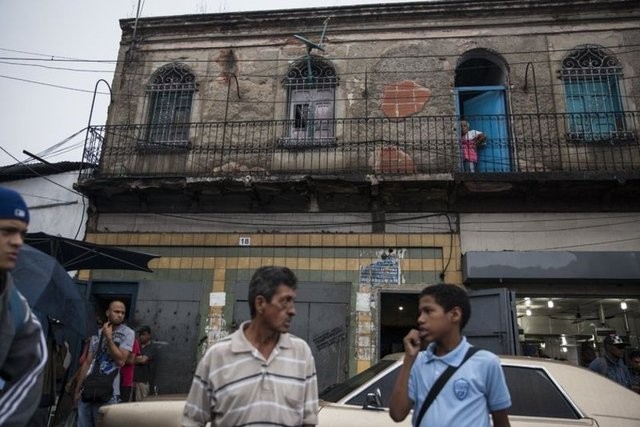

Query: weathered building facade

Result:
[76,0,640,392]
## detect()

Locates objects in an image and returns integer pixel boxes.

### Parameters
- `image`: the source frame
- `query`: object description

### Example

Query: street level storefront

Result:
[464,251,640,365]
[80,231,462,392]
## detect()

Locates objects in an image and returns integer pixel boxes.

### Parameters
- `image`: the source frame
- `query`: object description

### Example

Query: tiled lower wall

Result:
[83,232,461,373]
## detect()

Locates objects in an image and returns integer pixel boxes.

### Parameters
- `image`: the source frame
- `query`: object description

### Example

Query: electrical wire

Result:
[1,42,639,65]
[0,145,84,197]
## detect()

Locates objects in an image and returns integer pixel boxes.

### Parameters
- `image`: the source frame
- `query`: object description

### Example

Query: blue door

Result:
[457,88,510,172]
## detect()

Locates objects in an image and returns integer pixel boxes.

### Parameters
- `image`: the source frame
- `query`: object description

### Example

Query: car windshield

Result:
[319,359,396,402]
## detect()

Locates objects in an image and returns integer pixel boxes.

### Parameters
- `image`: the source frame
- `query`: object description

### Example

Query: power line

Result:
[1,42,639,66]
[0,74,111,95]
[0,145,84,197]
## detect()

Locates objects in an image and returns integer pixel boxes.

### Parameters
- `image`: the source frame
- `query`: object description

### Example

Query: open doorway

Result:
[455,49,511,172]
[379,291,419,359]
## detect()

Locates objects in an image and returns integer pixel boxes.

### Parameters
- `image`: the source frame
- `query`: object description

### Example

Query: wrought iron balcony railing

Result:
[79,112,640,182]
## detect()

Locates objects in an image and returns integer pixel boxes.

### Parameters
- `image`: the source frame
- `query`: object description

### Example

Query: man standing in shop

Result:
[589,334,632,389]
[629,349,640,394]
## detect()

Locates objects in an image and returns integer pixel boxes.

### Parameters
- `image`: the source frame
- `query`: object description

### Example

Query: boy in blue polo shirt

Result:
[389,284,511,427]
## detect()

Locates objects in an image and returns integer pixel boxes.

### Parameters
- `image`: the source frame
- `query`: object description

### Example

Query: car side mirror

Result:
[363,388,384,410]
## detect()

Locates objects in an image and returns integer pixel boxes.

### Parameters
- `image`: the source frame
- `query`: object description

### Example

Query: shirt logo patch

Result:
[453,378,470,400]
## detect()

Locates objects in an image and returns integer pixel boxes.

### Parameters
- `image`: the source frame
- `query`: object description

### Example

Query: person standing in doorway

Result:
[119,335,140,402]
[0,187,47,427]
[460,120,486,173]
[589,334,632,389]
[182,266,319,427]
[389,284,511,427]
[133,325,158,401]
[74,300,135,427]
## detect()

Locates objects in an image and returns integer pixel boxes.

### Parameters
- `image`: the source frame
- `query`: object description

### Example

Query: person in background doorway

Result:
[389,284,511,427]
[628,349,640,394]
[133,325,158,401]
[589,334,631,389]
[460,120,487,173]
[182,266,318,427]
[579,342,597,367]
[0,187,48,427]
[119,336,140,402]
[74,300,135,427]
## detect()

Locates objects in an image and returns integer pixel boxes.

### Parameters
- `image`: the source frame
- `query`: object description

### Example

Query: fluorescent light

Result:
[547,299,554,308]
[621,301,628,310]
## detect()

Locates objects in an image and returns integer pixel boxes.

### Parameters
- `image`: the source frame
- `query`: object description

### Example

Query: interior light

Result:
[561,346,568,353]
[560,336,567,346]
[525,309,532,316]
[540,342,546,349]
[524,298,531,307]
[620,301,628,310]
[547,299,554,308]
[398,306,404,311]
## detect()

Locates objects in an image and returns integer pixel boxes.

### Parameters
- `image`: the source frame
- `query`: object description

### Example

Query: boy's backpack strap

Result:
[414,346,480,426]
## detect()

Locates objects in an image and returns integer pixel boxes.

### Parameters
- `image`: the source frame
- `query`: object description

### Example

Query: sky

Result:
[0,0,423,167]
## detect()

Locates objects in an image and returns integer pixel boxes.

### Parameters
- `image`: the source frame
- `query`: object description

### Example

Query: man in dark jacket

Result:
[0,187,47,426]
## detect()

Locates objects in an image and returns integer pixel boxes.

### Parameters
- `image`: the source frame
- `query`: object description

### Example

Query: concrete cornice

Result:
[120,0,639,36]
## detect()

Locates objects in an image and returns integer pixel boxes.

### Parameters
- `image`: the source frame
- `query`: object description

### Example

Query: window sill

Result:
[566,131,636,144]
[136,140,192,153]
[278,137,337,149]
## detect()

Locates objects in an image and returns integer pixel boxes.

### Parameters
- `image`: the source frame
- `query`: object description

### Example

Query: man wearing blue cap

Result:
[0,187,48,427]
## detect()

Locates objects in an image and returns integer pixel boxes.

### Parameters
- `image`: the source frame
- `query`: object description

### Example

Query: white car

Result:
[97,354,640,426]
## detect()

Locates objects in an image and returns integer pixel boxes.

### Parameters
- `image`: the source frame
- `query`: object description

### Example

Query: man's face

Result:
[607,343,625,359]
[106,301,126,325]
[260,284,297,334]
[139,331,151,345]
[0,219,28,271]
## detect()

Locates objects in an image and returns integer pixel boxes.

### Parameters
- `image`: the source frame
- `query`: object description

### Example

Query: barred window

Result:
[142,63,195,151]
[560,45,626,141]
[280,55,338,148]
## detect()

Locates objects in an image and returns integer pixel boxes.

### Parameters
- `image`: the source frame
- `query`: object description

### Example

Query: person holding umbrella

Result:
[0,187,48,427]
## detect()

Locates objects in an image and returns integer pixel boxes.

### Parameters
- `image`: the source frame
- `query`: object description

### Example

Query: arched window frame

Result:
[140,62,196,151]
[280,55,339,148]
[560,45,627,141]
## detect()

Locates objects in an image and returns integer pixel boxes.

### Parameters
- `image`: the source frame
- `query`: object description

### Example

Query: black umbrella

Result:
[12,244,93,338]
[25,232,159,272]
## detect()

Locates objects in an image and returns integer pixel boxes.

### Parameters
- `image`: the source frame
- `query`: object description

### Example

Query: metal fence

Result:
[79,112,640,181]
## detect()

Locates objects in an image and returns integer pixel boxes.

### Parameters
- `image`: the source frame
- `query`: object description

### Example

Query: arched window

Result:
[281,55,338,147]
[144,63,195,150]
[561,45,625,141]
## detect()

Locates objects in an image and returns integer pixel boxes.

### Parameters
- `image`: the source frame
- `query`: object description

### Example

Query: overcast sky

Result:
[0,0,423,167]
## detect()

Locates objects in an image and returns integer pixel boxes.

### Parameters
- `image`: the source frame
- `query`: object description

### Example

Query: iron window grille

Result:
[559,45,631,142]
[280,55,339,148]
[140,63,195,152]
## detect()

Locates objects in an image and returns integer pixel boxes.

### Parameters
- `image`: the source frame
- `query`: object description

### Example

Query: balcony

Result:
[80,112,640,181]
[76,112,640,213]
